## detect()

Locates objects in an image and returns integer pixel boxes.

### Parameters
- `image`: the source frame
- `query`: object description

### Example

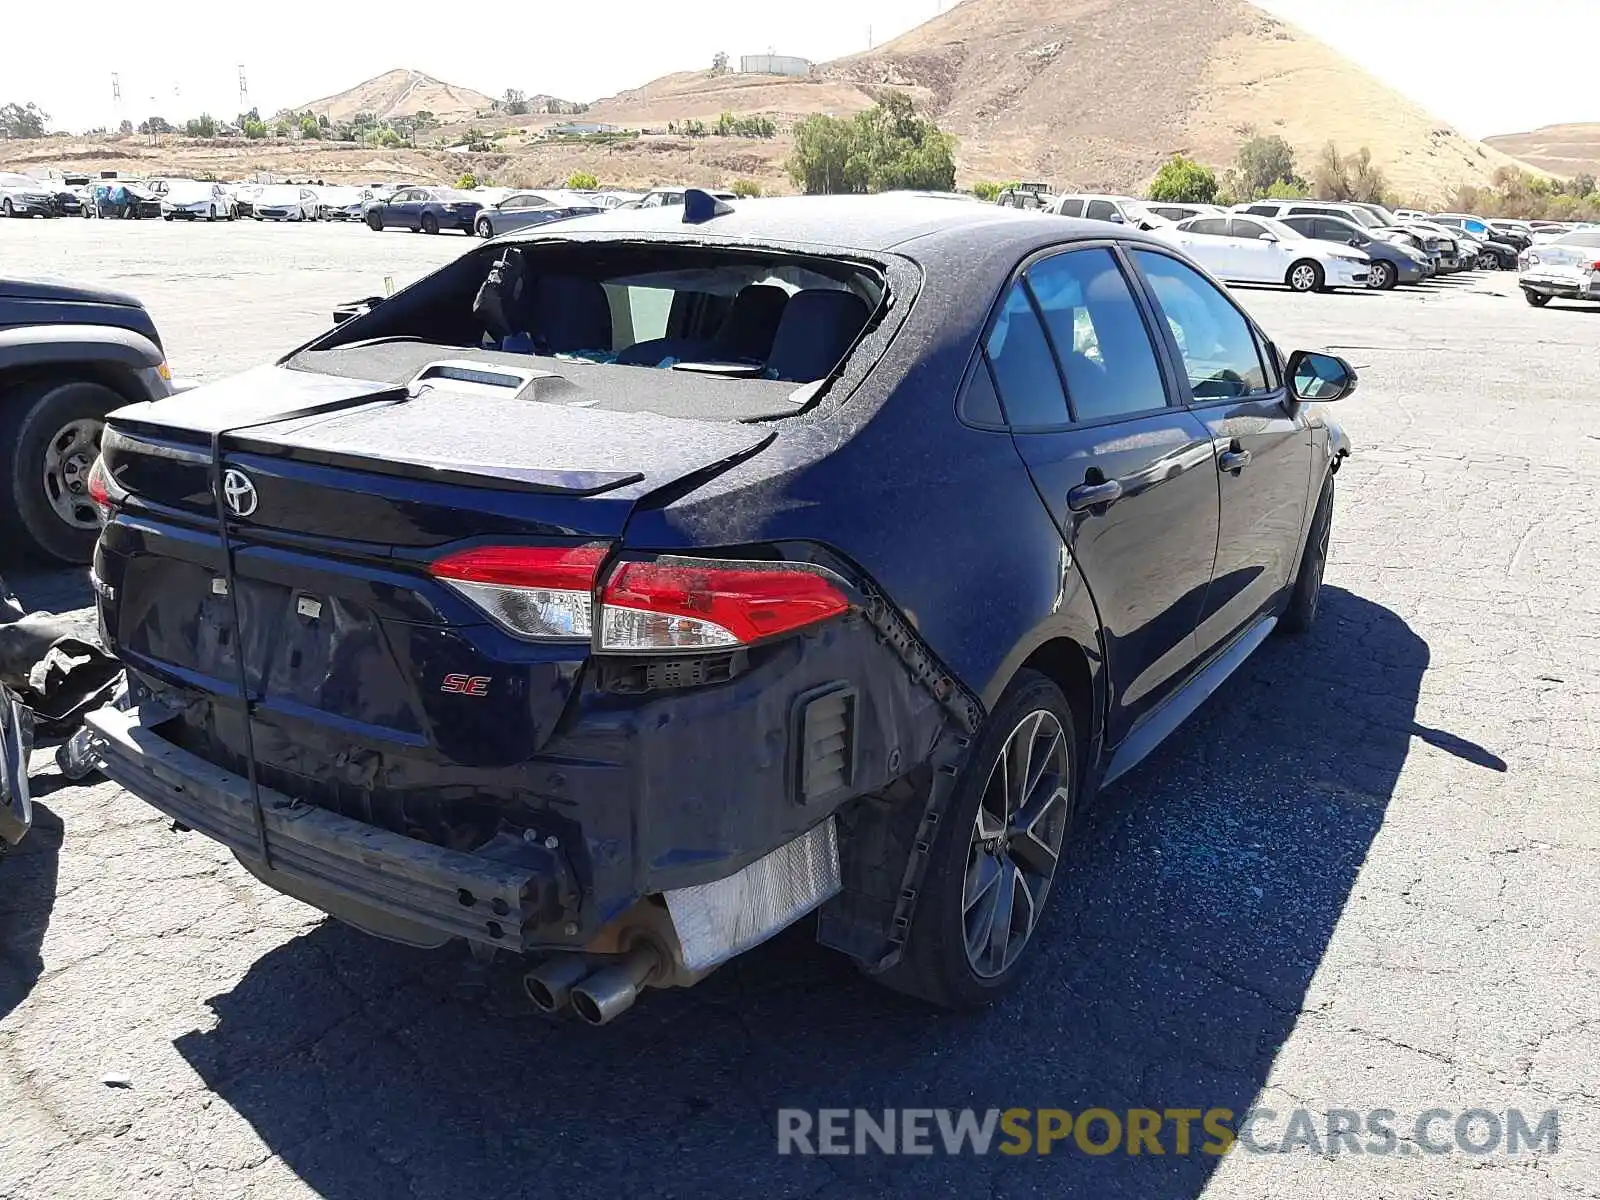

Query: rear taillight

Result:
[599,561,850,652]
[86,456,123,524]
[430,545,607,640]
[429,547,851,650]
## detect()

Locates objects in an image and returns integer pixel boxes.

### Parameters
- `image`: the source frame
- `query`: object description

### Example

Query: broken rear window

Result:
[289,241,890,422]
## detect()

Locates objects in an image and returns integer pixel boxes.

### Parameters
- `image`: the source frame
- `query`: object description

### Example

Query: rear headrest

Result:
[716,284,790,361]
[765,290,870,384]
[531,276,613,354]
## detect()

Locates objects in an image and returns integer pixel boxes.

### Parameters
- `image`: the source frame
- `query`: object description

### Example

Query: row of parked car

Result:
[0,172,741,238]
[993,186,1599,305]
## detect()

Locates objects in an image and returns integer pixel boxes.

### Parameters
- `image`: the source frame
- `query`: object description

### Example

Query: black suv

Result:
[0,278,172,562]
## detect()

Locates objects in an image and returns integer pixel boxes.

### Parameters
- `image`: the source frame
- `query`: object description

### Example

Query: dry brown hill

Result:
[1484,124,1600,179]
[821,0,1529,201]
[288,69,497,123]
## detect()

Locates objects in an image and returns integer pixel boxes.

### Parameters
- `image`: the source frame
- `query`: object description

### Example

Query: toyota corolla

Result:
[84,193,1353,1023]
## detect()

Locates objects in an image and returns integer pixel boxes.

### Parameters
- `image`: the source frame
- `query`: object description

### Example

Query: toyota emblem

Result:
[221,468,258,517]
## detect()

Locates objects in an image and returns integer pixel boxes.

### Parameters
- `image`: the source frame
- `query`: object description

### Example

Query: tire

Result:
[366,211,383,232]
[163,213,173,221]
[1,199,13,218]
[1280,474,1333,636]
[1367,261,1396,290]
[874,670,1079,1008]
[420,212,440,235]
[1524,290,1551,308]
[475,216,493,238]
[0,378,124,563]
[1287,260,1324,293]
[207,205,216,222]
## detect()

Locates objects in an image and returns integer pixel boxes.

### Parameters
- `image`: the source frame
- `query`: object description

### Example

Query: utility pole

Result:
[238,65,249,116]
[111,73,122,133]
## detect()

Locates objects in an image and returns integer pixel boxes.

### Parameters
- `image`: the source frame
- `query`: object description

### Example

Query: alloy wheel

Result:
[1290,264,1318,292]
[1368,262,1392,289]
[41,417,104,531]
[961,709,1072,978]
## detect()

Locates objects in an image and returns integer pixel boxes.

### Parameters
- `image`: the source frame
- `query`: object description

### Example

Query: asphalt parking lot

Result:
[1,218,1598,1200]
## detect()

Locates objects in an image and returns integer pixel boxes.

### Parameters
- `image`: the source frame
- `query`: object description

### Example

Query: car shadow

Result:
[172,587,1499,1197]
[0,801,62,1022]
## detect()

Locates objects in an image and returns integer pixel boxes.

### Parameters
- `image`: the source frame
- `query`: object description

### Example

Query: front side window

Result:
[984,282,1069,428]
[1230,219,1271,240]
[1245,205,1277,217]
[1056,198,1085,218]
[1130,250,1268,401]
[1084,200,1119,222]
[1025,249,1168,421]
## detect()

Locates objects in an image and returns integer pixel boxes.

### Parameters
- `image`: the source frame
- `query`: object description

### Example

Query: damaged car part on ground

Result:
[82,193,1354,1021]
[0,574,127,848]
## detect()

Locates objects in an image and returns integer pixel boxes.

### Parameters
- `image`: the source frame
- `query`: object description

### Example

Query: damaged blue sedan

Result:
[82,193,1352,1021]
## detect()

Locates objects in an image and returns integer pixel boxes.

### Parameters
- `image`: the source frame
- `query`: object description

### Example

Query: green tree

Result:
[184,113,218,138]
[788,92,956,195]
[137,116,172,135]
[1147,154,1219,203]
[118,119,134,136]
[274,118,292,137]
[236,107,260,128]
[503,88,529,117]
[0,101,49,139]
[1232,132,1300,200]
[299,114,321,140]
[712,51,730,75]
[566,170,599,189]
[243,118,267,139]
[1312,142,1388,204]
[972,180,1013,202]
[1572,172,1596,198]
[730,177,763,197]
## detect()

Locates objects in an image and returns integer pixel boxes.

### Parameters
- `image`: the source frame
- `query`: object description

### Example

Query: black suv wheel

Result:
[0,377,122,563]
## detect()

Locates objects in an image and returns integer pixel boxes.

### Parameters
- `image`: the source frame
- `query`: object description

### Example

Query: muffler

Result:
[522,955,593,1014]
[569,944,661,1027]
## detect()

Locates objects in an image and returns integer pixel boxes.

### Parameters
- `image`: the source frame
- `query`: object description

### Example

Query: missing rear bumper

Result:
[86,704,576,951]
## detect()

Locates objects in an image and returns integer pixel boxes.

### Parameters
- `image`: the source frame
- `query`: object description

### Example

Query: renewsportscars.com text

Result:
[776,1107,1560,1158]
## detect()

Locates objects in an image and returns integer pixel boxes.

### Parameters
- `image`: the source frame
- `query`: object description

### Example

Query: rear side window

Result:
[1130,250,1268,401]
[1245,205,1277,217]
[1025,249,1168,421]
[985,283,1069,428]
[1187,218,1230,236]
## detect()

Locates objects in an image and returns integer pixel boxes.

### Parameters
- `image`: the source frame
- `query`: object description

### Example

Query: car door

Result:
[388,189,421,229]
[1176,216,1238,278]
[982,243,1221,744]
[1227,217,1285,282]
[1127,247,1313,659]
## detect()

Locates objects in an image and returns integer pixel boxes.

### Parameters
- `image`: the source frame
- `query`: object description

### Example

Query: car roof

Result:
[505,193,1173,258]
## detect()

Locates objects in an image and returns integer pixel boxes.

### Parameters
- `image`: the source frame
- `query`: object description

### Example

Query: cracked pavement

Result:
[0,220,1596,1198]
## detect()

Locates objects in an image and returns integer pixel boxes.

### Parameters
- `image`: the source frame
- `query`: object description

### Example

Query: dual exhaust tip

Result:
[522,944,661,1026]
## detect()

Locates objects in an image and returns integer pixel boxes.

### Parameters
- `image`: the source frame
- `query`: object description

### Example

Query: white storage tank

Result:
[739,55,812,77]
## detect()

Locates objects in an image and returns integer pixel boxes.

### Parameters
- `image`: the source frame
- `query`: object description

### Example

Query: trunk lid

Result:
[99,364,774,783]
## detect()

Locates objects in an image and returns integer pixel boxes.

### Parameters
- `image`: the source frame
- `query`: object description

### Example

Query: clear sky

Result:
[5,0,1595,139]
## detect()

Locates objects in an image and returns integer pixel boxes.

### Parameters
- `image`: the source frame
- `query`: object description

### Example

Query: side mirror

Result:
[1287,350,1356,402]
[1260,232,1279,243]
[1109,212,1126,224]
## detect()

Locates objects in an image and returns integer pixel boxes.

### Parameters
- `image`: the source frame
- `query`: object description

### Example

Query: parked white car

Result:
[1519,228,1600,307]
[0,172,58,218]
[1155,214,1371,291]
[311,185,371,221]
[159,181,234,222]
[253,185,320,221]
[1049,193,1163,227]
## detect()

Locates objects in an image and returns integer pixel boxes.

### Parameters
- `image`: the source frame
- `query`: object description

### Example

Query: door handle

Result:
[1067,478,1124,512]
[1219,447,1253,474]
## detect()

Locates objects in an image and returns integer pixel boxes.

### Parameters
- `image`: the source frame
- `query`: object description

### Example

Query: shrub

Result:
[1147,155,1218,204]
[456,172,479,190]
[788,92,956,195]
[566,171,599,190]
[972,180,1017,202]
[730,178,763,197]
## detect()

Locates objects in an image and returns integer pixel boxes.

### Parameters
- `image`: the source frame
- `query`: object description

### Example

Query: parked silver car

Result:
[0,173,57,218]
